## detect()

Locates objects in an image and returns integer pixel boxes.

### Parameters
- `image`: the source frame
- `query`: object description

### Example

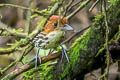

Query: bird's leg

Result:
[35,47,41,70]
[61,47,64,63]
[60,45,70,62]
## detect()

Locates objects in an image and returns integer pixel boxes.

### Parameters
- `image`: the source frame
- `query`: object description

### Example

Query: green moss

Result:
[1,75,16,80]
[40,61,55,80]
[96,45,105,57]
[23,60,57,80]
[59,23,102,79]
[23,67,36,80]
[70,29,90,62]
[108,0,117,5]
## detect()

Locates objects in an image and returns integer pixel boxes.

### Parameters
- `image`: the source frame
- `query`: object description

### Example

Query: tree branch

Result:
[1,52,61,80]
[0,21,27,38]
[62,24,91,44]
[66,0,91,19]
[25,0,34,34]
[0,3,47,16]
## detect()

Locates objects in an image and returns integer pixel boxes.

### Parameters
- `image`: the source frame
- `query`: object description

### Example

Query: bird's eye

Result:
[53,22,58,27]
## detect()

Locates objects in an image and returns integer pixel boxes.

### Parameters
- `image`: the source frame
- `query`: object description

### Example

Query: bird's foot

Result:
[35,56,41,70]
[35,47,41,70]
[60,45,70,62]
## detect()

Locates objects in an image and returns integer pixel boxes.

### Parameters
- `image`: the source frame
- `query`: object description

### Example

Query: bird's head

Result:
[43,15,73,34]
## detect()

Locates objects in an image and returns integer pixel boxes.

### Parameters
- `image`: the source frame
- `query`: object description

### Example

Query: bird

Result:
[33,15,73,69]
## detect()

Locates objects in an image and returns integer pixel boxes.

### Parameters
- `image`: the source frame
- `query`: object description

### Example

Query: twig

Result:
[47,61,57,66]
[66,0,75,9]
[2,52,61,80]
[25,0,34,34]
[21,44,34,60]
[68,0,83,11]
[100,0,103,13]
[89,0,100,12]
[0,46,16,55]
[1,60,17,75]
[0,28,27,37]
[0,4,46,16]
[66,0,91,19]
[62,24,91,44]
[63,0,75,17]
[98,72,107,80]
[0,44,33,74]
[0,37,29,55]
[0,21,27,38]
[103,0,111,79]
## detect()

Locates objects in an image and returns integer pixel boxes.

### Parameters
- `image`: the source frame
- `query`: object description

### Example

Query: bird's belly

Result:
[43,31,64,49]
[34,31,64,49]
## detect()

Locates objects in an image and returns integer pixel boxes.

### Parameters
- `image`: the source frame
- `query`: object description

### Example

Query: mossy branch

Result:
[89,0,100,12]
[0,39,28,55]
[0,45,34,75]
[0,47,16,55]
[25,0,34,34]
[0,22,27,38]
[0,3,47,16]
[1,52,61,80]
[66,0,91,19]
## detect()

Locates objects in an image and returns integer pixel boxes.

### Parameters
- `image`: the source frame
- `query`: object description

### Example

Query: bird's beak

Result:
[62,24,73,31]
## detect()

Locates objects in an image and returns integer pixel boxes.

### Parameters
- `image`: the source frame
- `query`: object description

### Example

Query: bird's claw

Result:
[38,57,42,64]
[35,47,41,70]
[35,55,38,70]
[60,45,70,62]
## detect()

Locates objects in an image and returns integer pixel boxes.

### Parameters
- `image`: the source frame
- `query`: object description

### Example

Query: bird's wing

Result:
[44,31,64,49]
